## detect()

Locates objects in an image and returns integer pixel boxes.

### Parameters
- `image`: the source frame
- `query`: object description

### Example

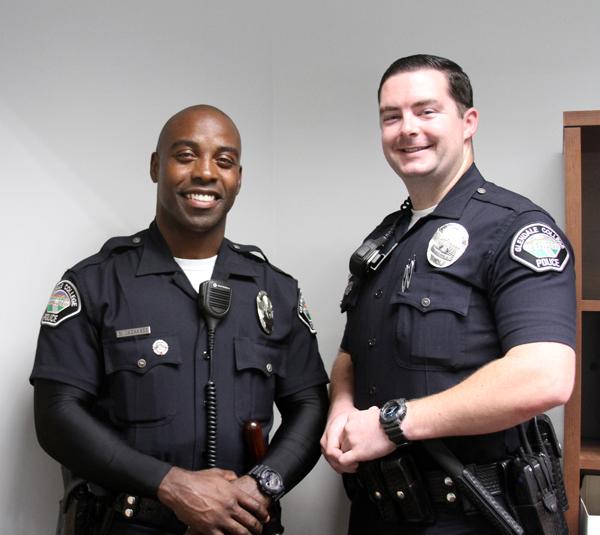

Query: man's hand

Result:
[320,408,359,473]
[231,475,271,510]
[158,466,269,535]
[336,406,396,469]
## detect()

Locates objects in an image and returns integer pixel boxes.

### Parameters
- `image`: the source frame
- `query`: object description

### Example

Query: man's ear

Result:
[150,152,159,183]
[462,107,479,142]
[236,166,243,194]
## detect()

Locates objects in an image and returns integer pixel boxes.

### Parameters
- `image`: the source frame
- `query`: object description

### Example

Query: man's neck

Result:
[156,219,225,259]
[405,153,473,210]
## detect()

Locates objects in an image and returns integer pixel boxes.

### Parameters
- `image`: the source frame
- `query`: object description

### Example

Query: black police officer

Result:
[31,105,329,535]
[321,55,575,534]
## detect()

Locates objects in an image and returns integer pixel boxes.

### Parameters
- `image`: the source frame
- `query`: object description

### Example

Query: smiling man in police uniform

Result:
[31,104,328,535]
[321,55,576,534]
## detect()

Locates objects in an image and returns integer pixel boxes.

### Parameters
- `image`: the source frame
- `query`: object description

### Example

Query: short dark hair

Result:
[378,54,473,115]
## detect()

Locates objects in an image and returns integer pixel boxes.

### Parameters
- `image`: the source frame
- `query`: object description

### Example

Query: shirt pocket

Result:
[391,273,471,369]
[102,334,182,424]
[233,337,287,425]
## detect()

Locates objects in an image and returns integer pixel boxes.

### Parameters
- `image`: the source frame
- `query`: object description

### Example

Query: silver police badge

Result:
[427,223,469,268]
[256,290,274,335]
[510,223,569,272]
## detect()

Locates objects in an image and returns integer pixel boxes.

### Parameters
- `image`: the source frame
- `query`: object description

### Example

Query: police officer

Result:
[321,55,576,534]
[31,105,329,535]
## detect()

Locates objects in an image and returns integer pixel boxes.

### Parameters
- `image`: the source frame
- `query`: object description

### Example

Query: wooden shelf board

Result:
[581,301,600,312]
[580,440,600,471]
[564,111,600,127]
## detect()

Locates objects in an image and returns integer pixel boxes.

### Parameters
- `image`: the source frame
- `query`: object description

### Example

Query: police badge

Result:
[427,223,469,268]
[256,290,274,335]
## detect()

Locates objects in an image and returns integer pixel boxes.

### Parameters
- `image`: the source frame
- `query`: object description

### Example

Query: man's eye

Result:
[422,109,436,116]
[382,115,400,123]
[216,158,235,168]
[175,152,195,162]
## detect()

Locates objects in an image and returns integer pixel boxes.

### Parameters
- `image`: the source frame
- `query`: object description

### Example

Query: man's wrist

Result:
[248,464,285,501]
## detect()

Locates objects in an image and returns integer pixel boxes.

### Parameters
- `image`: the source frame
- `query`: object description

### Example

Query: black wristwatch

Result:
[248,464,285,501]
[379,398,409,446]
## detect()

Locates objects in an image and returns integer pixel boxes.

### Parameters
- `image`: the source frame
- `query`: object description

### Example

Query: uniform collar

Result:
[136,221,259,279]
[428,163,486,220]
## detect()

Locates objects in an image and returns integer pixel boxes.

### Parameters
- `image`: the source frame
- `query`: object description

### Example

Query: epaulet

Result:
[70,231,145,272]
[227,241,295,280]
[227,241,269,262]
[474,181,544,215]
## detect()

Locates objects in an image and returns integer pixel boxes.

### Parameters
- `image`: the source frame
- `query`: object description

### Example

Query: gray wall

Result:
[2,1,598,532]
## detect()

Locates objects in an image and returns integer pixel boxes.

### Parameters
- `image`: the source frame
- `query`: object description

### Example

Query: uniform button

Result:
[368,338,376,347]
[373,491,383,500]
[132,236,141,244]
[233,244,240,249]
[444,477,454,487]
[137,358,147,368]
[476,187,487,195]
[374,289,383,298]
[126,495,137,505]
[124,508,134,518]
[421,297,431,308]
[446,492,457,503]
[266,362,273,374]
[396,490,405,500]
[368,386,377,396]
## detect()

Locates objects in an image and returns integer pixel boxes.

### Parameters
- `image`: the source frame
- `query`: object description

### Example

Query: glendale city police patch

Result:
[510,223,570,272]
[41,280,81,327]
[297,289,317,334]
[427,223,469,268]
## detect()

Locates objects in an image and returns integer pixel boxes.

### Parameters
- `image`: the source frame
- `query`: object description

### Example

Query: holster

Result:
[56,468,114,535]
[503,416,568,535]
[357,449,435,524]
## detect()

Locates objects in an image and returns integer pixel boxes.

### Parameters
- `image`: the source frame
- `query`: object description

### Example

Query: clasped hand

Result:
[159,467,270,535]
[320,406,396,473]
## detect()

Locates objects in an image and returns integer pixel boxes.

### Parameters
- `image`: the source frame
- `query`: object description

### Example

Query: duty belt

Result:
[114,494,186,534]
[425,462,503,506]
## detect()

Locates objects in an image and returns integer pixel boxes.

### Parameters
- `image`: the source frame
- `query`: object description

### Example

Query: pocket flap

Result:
[390,273,471,317]
[103,335,182,375]
[234,337,286,378]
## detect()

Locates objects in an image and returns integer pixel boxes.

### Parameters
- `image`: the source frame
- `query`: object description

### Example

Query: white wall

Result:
[2,1,599,533]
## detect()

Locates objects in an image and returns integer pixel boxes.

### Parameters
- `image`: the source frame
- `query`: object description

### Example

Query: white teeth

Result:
[186,193,215,201]
[402,147,426,153]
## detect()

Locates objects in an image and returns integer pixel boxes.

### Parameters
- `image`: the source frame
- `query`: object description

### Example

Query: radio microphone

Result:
[198,279,232,467]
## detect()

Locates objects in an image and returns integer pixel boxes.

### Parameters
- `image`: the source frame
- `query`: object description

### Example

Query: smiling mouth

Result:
[400,145,432,153]
[185,192,217,202]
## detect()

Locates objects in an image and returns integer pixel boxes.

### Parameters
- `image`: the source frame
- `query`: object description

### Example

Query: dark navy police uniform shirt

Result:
[341,164,575,465]
[32,222,328,477]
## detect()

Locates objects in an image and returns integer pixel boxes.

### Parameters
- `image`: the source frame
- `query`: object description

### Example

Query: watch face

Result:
[381,401,400,423]
[263,469,284,493]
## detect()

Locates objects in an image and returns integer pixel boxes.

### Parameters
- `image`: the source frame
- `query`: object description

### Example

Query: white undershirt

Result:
[174,256,217,292]
[408,205,437,230]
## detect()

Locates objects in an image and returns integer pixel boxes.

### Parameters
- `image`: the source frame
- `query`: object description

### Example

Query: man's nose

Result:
[194,156,216,180]
[400,114,418,136]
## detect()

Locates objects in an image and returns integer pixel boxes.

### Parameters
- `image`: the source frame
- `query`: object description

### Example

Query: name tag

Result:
[115,326,152,339]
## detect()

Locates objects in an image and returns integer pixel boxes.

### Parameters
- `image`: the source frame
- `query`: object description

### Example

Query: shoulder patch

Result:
[41,280,82,327]
[510,223,569,272]
[297,289,317,334]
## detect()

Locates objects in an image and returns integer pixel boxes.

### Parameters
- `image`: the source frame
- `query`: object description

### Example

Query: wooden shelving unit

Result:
[563,110,600,533]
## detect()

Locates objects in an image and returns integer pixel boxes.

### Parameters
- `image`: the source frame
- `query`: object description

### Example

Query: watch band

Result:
[380,398,409,446]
